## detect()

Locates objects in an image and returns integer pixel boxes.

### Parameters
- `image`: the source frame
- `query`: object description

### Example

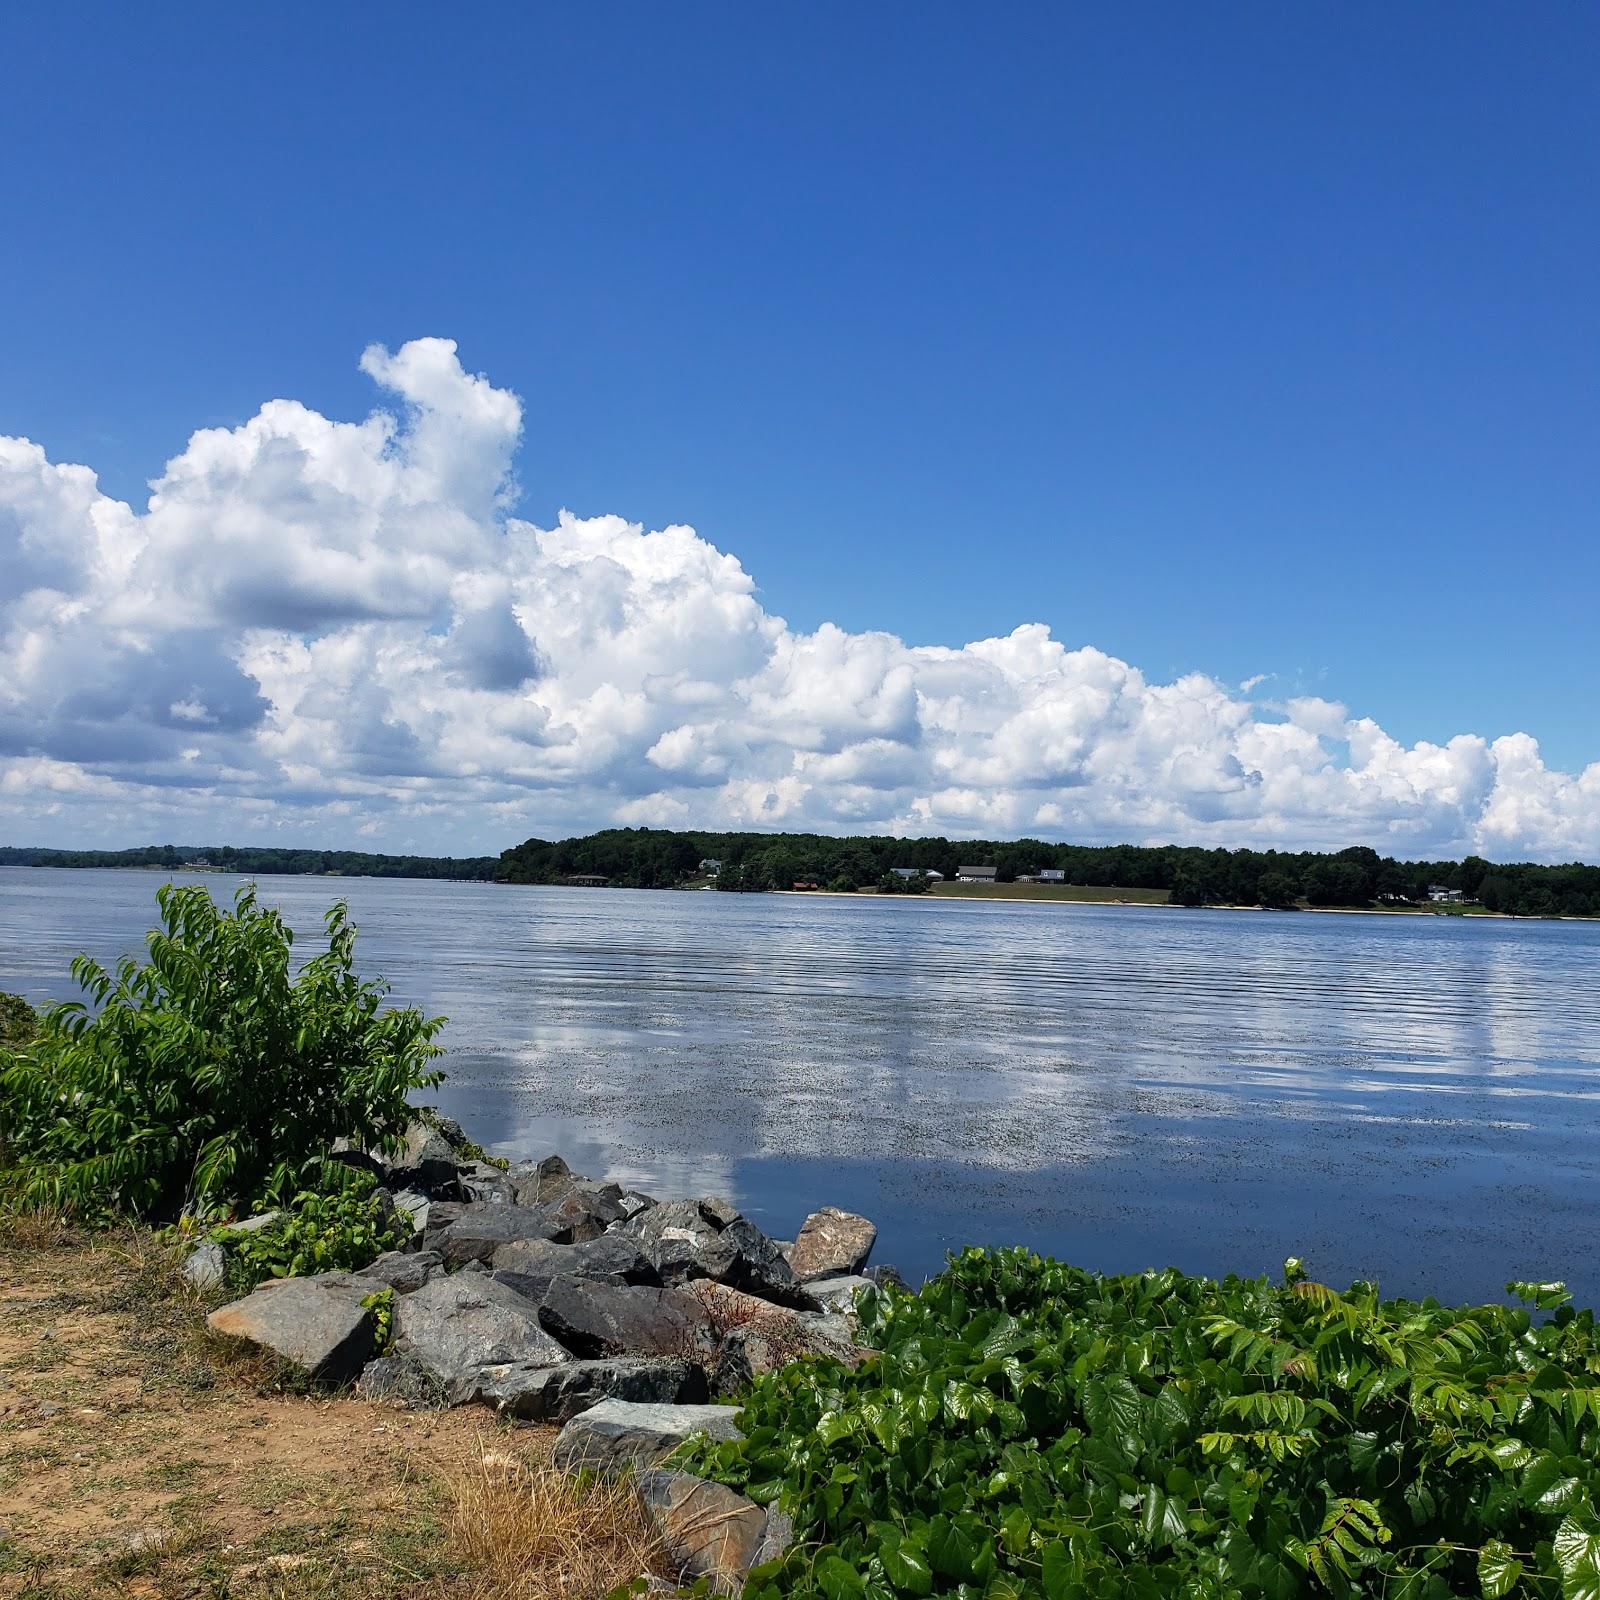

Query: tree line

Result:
[0,844,498,881]
[496,828,1600,915]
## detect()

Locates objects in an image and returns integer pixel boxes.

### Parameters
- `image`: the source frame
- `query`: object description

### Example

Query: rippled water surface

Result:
[4,867,1599,1302]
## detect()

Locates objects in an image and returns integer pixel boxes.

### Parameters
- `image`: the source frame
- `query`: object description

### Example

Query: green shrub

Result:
[0,884,444,1220]
[215,1171,409,1293]
[0,991,38,1051]
[681,1248,1600,1600]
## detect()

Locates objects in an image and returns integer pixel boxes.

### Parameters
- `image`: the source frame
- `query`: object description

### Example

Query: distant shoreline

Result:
[6,862,1592,920]
[769,887,1544,919]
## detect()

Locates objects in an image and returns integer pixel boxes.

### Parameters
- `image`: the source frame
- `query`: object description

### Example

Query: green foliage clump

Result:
[0,883,444,1220]
[215,1172,409,1293]
[0,991,39,1051]
[362,1286,396,1354]
[680,1248,1600,1600]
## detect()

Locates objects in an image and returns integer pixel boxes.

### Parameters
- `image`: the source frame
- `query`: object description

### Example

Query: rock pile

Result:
[201,1117,895,1595]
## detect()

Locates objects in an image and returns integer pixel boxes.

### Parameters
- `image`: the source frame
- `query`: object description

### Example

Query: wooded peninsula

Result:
[6,832,1598,917]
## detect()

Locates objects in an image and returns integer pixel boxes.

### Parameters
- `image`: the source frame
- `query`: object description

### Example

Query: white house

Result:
[891,867,945,881]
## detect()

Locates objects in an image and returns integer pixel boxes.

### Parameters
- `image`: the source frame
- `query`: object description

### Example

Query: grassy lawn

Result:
[929,880,1170,905]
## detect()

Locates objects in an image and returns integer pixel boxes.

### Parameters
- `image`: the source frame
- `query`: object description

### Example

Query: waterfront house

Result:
[1038,868,1066,882]
[890,867,945,881]
[699,858,722,876]
[1427,884,1465,904]
[567,872,611,887]
[792,879,820,891]
[957,865,998,883]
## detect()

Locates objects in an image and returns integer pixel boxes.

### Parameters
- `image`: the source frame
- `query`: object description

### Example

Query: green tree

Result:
[0,993,37,1052]
[1256,872,1298,908]
[0,885,444,1220]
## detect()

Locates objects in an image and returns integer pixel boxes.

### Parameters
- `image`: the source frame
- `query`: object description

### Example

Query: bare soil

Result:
[0,1220,648,1600]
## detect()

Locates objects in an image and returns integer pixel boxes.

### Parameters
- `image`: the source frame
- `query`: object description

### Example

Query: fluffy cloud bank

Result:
[3,340,1596,860]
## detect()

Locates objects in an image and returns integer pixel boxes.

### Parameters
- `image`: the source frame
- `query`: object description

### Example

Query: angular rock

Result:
[688,1282,868,1393]
[395,1273,572,1397]
[538,1278,715,1361]
[430,1114,472,1150]
[788,1207,877,1279]
[508,1154,577,1206]
[389,1188,430,1235]
[216,1210,282,1237]
[207,1276,374,1384]
[543,1186,628,1243]
[698,1195,741,1227]
[627,1200,811,1308]
[357,1249,444,1294]
[752,1507,794,1568]
[491,1233,657,1288]
[863,1263,909,1292]
[419,1200,465,1251]
[636,1469,771,1595]
[804,1275,873,1313]
[182,1241,226,1294]
[467,1356,709,1422]
[385,1119,465,1193]
[326,1142,386,1181]
[552,1398,744,1473]
[431,1202,569,1267]
[460,1163,518,1205]
[356,1351,443,1409]
[618,1190,658,1221]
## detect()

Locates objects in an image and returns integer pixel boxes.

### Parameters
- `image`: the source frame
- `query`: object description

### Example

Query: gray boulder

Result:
[395,1273,572,1398]
[538,1278,715,1361]
[507,1153,578,1206]
[430,1202,569,1267]
[753,1509,795,1569]
[863,1263,909,1292]
[637,1469,788,1595]
[467,1356,709,1422]
[491,1233,657,1288]
[419,1200,465,1250]
[385,1119,466,1193]
[788,1207,878,1279]
[357,1249,444,1294]
[181,1241,227,1294]
[626,1200,811,1308]
[552,1399,744,1473]
[804,1275,874,1313]
[687,1281,868,1393]
[389,1188,430,1235]
[541,1186,628,1242]
[356,1352,444,1409]
[460,1162,518,1205]
[216,1210,282,1237]
[206,1275,374,1384]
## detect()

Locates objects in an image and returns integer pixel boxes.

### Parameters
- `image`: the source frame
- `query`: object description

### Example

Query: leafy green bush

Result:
[0,884,444,1219]
[681,1248,1600,1600]
[214,1172,409,1293]
[0,991,38,1051]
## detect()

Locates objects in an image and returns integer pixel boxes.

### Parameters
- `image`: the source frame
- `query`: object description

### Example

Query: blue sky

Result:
[1,6,1596,856]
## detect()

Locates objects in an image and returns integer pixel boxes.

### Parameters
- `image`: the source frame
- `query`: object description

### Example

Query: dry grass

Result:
[0,1223,669,1599]
[447,1447,665,1600]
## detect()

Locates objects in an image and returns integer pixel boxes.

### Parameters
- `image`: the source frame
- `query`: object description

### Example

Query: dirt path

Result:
[0,1221,560,1599]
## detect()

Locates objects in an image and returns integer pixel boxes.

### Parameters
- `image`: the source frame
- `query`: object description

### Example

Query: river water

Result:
[3,866,1598,1303]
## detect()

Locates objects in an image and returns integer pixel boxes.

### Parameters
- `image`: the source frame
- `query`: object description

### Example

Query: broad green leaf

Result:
[1477,1540,1523,1600]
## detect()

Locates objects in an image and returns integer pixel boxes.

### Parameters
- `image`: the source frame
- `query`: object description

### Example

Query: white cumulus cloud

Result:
[1,338,1596,861]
